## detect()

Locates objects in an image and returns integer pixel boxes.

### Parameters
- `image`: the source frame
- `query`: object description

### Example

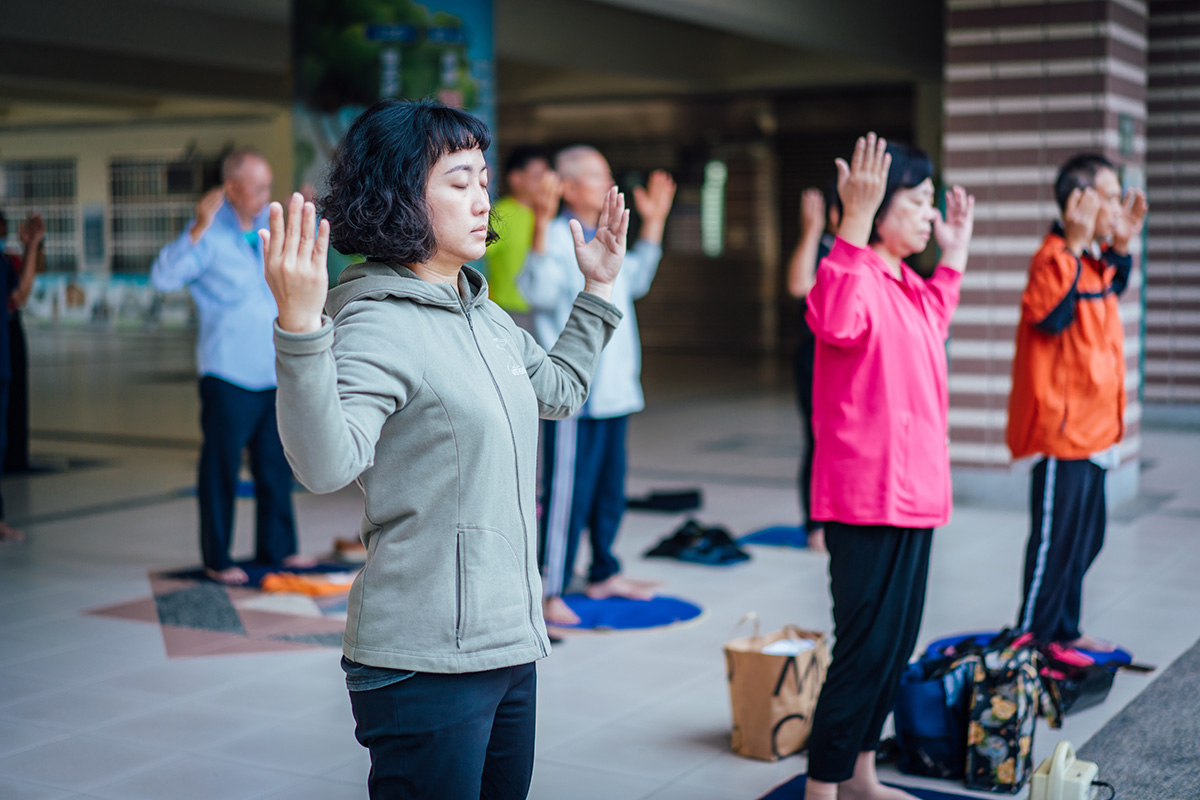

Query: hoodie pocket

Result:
[455,526,529,652]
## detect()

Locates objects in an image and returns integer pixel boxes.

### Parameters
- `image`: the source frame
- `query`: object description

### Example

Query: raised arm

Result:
[11,214,45,310]
[519,186,630,415]
[150,188,226,292]
[805,134,891,347]
[786,189,826,299]
[519,172,570,310]
[1022,188,1097,335]
[623,170,675,299]
[1106,187,1147,297]
[263,194,416,493]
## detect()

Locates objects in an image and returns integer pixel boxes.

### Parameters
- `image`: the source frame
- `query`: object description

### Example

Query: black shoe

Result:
[644,518,705,558]
[678,525,750,565]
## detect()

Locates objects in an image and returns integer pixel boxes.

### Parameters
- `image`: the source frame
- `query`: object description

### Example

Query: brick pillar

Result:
[1146,1,1200,409]
[942,0,1148,505]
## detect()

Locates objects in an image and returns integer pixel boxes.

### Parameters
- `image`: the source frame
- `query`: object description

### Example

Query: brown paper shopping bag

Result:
[724,614,830,761]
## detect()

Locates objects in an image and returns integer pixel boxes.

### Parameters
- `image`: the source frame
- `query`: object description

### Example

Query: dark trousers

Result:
[4,314,28,473]
[1018,457,1106,644]
[537,415,627,597]
[807,522,933,783]
[0,379,9,519]
[349,663,537,800]
[793,337,816,530]
[197,376,296,571]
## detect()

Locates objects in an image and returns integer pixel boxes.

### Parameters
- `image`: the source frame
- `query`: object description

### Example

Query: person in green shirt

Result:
[485,146,553,329]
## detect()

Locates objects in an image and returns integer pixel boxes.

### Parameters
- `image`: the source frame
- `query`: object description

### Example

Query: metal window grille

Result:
[1,158,78,272]
[109,155,203,274]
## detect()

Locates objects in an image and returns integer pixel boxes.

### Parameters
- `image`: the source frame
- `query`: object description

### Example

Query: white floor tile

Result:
[2,330,1198,800]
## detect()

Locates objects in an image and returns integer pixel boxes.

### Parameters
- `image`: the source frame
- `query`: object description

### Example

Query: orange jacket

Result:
[1006,225,1132,460]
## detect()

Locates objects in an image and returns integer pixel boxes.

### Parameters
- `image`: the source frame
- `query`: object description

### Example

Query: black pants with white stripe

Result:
[537,415,628,598]
[1018,457,1107,645]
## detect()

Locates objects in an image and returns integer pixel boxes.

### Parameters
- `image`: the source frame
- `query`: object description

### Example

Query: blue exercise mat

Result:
[924,631,1133,667]
[737,525,809,548]
[554,594,704,631]
[759,775,974,800]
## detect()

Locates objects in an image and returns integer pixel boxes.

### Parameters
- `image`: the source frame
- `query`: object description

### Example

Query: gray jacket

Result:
[274,261,621,673]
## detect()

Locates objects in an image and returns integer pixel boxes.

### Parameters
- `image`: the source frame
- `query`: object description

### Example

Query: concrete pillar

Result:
[942,0,1148,506]
[1145,0,1200,415]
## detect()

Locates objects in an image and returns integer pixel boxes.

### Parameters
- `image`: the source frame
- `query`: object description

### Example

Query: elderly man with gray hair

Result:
[519,145,676,626]
[152,148,312,584]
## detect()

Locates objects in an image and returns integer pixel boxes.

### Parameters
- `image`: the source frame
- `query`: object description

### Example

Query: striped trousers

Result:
[1018,457,1107,645]
[537,415,628,598]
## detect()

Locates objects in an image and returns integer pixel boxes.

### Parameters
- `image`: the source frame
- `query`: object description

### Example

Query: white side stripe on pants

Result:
[1021,456,1057,633]
[542,417,578,598]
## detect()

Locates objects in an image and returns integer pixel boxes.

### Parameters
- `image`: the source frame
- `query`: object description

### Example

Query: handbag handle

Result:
[731,612,762,643]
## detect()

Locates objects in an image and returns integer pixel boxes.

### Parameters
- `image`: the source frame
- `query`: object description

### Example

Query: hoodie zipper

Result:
[462,302,548,658]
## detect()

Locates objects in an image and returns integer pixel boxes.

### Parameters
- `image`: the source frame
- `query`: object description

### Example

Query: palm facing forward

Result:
[261,193,330,334]
[933,185,975,272]
[571,186,630,296]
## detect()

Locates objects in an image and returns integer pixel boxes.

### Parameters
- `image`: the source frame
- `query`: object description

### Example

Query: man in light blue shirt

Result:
[152,148,306,584]
[519,146,676,626]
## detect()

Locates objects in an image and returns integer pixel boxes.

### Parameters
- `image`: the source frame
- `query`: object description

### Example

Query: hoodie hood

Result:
[325,261,490,318]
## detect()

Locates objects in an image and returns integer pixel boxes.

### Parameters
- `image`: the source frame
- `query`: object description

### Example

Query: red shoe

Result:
[1046,641,1095,668]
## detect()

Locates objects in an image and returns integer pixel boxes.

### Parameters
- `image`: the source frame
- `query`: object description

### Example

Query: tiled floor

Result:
[1,327,1197,800]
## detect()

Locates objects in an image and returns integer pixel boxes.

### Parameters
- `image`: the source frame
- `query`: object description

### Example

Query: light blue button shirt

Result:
[151,202,279,390]
[518,212,662,419]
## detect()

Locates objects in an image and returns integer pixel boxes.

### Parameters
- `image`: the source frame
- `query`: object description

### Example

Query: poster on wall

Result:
[291,0,495,195]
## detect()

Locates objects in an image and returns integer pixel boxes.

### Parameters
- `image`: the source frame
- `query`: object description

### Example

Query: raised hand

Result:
[834,133,891,247]
[1062,187,1101,256]
[1112,188,1148,255]
[800,188,826,237]
[532,171,563,224]
[18,214,45,250]
[260,192,330,334]
[633,170,676,228]
[190,186,226,243]
[933,185,975,272]
[571,186,629,301]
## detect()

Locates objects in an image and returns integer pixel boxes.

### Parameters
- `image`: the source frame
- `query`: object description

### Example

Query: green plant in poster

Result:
[294,0,476,113]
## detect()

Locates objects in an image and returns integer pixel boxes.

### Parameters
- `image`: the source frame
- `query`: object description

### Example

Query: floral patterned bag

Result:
[963,638,1062,793]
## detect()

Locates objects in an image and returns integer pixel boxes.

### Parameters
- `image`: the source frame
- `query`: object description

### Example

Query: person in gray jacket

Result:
[261,100,627,800]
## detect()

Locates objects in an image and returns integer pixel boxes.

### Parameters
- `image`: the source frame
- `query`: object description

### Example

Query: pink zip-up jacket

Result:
[805,237,962,529]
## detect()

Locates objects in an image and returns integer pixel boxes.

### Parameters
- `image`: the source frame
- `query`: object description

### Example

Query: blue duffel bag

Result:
[893,651,978,778]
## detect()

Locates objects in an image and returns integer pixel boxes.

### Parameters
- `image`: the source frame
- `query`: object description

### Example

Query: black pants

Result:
[1018,457,1106,644]
[349,663,537,800]
[4,314,28,473]
[0,379,9,519]
[806,522,933,783]
[197,376,296,571]
[537,416,627,597]
[793,336,816,530]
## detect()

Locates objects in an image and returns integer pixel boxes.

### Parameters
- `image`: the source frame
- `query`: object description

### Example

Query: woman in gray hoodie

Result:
[260,100,628,800]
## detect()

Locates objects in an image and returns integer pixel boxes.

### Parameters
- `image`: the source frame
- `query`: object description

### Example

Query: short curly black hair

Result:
[319,99,498,265]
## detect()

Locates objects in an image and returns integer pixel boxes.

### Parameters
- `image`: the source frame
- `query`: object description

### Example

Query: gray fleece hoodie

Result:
[273,261,621,673]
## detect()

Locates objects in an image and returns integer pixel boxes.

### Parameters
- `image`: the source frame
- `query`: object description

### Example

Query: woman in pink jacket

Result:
[802,134,974,800]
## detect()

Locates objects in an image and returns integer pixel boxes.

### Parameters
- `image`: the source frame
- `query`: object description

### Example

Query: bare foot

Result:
[281,553,319,569]
[543,596,581,626]
[0,522,25,543]
[840,784,919,800]
[206,566,250,585]
[585,574,659,600]
[807,527,827,553]
[1065,634,1117,653]
[838,750,919,800]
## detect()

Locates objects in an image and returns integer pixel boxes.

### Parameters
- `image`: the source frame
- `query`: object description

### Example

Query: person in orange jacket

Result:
[1006,153,1146,656]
